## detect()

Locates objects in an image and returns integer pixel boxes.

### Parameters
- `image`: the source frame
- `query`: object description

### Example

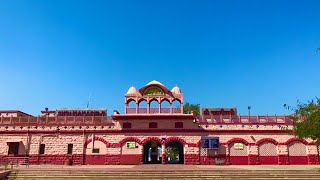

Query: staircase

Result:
[7,170,320,180]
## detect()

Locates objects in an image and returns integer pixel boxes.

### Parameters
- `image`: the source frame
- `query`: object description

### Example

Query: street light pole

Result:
[248,106,251,117]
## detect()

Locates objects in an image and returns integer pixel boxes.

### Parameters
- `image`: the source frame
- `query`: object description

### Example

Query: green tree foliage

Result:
[165,147,179,160]
[284,98,320,144]
[183,102,200,115]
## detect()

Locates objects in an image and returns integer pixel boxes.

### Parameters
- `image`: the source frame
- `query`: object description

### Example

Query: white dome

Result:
[126,86,137,95]
[171,86,181,94]
[147,80,164,86]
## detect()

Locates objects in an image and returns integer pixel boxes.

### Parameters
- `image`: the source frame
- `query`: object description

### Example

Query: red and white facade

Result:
[0,80,318,165]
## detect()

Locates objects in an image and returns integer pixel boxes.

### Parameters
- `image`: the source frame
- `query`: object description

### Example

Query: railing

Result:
[126,108,182,114]
[198,115,293,125]
[0,116,114,126]
[0,157,29,170]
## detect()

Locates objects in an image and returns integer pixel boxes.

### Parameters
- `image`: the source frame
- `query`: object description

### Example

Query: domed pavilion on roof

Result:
[123,80,184,115]
[0,80,316,166]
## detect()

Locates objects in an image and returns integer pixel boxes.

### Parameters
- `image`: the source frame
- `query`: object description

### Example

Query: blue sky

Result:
[0,0,319,116]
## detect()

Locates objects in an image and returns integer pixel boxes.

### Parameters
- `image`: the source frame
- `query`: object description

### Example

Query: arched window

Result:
[138,99,148,114]
[172,99,182,113]
[150,99,159,114]
[128,99,136,108]
[161,99,170,113]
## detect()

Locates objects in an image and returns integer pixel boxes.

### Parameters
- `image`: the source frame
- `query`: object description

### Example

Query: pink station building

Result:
[0,80,318,165]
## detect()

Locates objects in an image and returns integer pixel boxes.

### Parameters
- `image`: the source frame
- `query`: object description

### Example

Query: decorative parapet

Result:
[197,115,294,125]
[0,116,114,126]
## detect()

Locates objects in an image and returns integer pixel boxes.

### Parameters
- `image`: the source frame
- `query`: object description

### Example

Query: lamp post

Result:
[248,106,251,117]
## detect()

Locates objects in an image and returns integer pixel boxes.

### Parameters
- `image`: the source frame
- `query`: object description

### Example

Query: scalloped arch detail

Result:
[141,137,164,145]
[126,98,137,104]
[256,138,279,146]
[84,136,110,148]
[284,137,309,145]
[119,137,142,147]
[164,137,187,146]
[226,138,250,146]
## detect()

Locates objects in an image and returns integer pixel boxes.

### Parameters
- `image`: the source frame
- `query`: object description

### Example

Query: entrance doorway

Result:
[165,141,184,164]
[143,141,162,164]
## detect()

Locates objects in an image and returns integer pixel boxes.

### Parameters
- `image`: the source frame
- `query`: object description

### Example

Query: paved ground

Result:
[12,164,320,171]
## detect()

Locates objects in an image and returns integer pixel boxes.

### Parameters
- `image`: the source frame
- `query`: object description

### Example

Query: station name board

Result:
[202,108,237,116]
[201,137,219,149]
[56,110,106,116]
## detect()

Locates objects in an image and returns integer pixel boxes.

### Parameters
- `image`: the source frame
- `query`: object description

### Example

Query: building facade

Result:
[0,80,319,165]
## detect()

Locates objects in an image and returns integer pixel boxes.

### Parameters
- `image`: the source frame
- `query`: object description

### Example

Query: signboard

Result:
[234,143,244,150]
[56,109,106,116]
[202,108,237,116]
[126,142,136,149]
[201,137,219,149]
[143,86,165,96]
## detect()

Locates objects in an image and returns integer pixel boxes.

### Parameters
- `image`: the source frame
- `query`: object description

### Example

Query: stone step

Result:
[8,175,320,178]
[10,173,320,176]
[8,178,320,180]
[8,170,320,180]
[13,171,319,174]
[12,172,320,175]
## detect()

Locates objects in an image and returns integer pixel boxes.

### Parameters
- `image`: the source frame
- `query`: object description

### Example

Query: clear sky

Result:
[0,0,319,116]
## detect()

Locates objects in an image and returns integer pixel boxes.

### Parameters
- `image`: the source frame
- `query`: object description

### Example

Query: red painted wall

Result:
[105,155,120,165]
[120,154,141,165]
[288,156,308,165]
[229,156,248,165]
[200,155,226,165]
[1,154,314,165]
[185,154,200,165]
[85,155,105,165]
[259,156,278,165]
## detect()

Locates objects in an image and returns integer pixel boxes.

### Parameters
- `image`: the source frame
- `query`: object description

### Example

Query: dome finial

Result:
[127,86,137,95]
[147,80,164,86]
[171,85,181,94]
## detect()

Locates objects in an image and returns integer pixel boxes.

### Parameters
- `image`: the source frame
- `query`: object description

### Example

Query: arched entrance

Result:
[288,141,308,164]
[165,141,184,164]
[258,141,278,164]
[228,142,248,165]
[143,141,162,164]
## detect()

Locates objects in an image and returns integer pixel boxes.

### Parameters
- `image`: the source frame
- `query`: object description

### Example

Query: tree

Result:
[284,98,320,144]
[183,102,200,115]
[165,147,179,161]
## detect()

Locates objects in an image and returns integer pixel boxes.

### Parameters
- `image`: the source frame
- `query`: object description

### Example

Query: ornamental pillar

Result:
[307,145,319,164]
[277,144,289,165]
[136,102,138,114]
[161,144,166,165]
[248,145,259,165]
[125,103,128,114]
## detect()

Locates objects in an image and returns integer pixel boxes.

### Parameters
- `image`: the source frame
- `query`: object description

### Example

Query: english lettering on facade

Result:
[56,110,106,116]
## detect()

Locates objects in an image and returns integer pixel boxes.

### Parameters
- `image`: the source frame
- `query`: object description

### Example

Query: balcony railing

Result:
[126,108,182,114]
[0,116,113,126]
[198,115,294,125]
